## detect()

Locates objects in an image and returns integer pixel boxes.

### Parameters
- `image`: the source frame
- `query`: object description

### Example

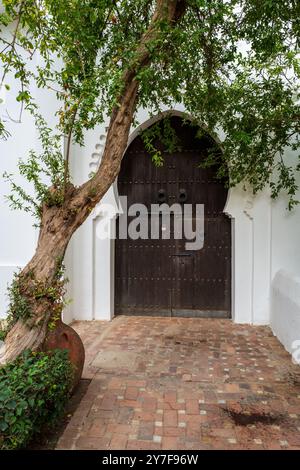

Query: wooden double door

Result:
[115,117,231,317]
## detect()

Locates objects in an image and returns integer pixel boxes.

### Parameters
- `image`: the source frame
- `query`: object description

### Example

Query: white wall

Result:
[270,149,300,349]
[65,107,278,325]
[271,270,300,355]
[1,33,300,333]
[271,201,300,278]
[2,93,300,330]
[0,72,37,317]
[0,24,64,318]
[224,185,271,324]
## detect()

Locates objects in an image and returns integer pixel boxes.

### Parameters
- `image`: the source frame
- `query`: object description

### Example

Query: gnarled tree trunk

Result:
[1,0,187,364]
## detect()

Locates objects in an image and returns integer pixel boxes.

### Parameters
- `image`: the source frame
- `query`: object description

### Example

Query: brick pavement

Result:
[56,316,300,450]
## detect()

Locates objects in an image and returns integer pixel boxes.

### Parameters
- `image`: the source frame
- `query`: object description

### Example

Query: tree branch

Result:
[64,104,79,190]
[0,1,25,88]
[70,0,187,218]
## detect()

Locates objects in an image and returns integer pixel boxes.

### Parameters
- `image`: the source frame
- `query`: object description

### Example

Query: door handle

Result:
[178,188,187,203]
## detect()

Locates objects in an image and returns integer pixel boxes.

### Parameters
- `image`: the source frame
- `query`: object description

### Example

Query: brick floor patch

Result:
[56,317,300,450]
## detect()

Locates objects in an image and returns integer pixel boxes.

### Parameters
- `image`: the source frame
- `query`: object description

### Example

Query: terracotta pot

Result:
[44,320,85,392]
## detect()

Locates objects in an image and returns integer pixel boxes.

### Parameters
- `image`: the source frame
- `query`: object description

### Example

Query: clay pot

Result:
[44,320,85,392]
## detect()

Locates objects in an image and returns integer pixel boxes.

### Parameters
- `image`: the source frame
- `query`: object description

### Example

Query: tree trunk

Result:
[1,0,187,364]
[2,201,78,363]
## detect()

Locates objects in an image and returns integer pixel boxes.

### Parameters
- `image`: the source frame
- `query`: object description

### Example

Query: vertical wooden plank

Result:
[115,116,231,317]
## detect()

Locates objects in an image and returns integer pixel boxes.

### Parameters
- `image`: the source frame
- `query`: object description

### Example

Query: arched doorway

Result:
[115,116,231,317]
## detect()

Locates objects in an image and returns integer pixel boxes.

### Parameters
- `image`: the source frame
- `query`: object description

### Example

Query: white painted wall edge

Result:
[270,269,300,357]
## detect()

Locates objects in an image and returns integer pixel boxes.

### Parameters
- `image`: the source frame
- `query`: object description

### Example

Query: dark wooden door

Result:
[115,117,231,317]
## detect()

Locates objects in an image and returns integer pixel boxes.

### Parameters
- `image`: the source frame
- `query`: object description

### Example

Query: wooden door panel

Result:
[115,116,231,317]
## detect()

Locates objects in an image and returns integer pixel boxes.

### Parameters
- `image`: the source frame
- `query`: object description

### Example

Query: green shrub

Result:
[0,349,74,450]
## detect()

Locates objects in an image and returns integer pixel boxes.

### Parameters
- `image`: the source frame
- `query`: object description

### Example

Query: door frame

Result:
[84,108,271,324]
[113,110,232,319]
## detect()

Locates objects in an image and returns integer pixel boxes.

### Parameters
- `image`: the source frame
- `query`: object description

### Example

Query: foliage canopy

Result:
[0,0,299,209]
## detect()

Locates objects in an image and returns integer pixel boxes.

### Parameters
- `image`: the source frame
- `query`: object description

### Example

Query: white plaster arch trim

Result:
[86,108,272,324]
[113,110,190,213]
[111,108,240,322]
[88,123,119,218]
[87,109,236,217]
[113,108,236,216]
[89,129,108,176]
